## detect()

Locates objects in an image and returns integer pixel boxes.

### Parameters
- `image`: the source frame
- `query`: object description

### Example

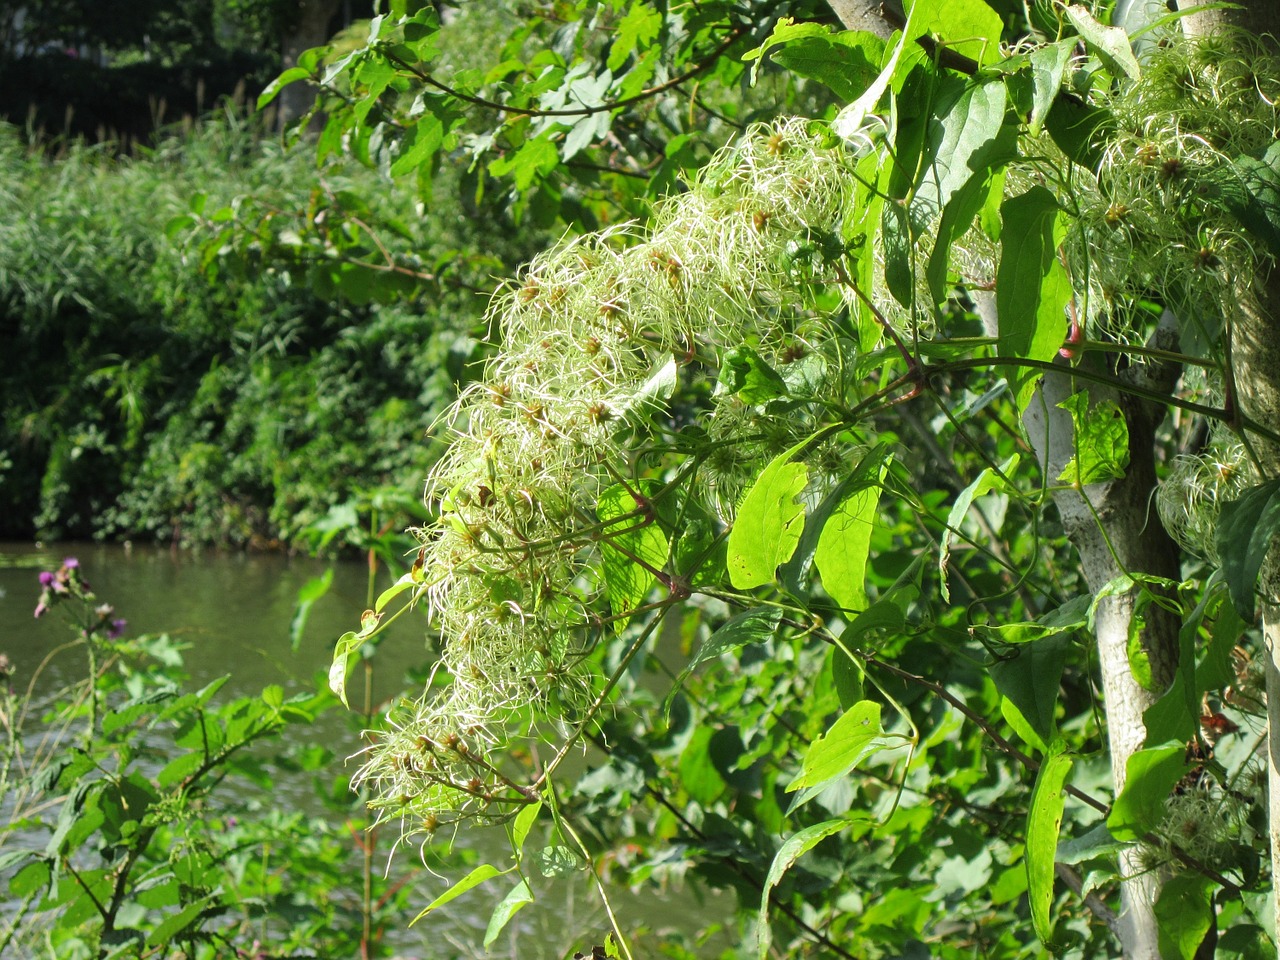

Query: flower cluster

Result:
[353,118,863,835]
[1069,34,1280,348]
[34,557,126,639]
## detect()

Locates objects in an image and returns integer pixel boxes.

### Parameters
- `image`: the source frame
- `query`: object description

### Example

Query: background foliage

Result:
[0,106,541,546]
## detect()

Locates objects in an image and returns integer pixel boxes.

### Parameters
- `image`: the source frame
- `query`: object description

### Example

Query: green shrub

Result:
[0,112,541,545]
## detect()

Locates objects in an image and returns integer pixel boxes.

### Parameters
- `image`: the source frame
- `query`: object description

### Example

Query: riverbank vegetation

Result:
[0,108,539,547]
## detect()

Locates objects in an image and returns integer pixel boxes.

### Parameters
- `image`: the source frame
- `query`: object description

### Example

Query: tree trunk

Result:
[1026,371,1180,960]
[981,296,1182,960]
[277,0,343,130]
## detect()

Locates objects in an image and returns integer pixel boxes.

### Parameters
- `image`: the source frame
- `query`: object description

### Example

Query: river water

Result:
[0,543,734,959]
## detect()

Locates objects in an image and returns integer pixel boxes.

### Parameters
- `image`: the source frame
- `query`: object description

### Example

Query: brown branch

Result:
[384,28,746,120]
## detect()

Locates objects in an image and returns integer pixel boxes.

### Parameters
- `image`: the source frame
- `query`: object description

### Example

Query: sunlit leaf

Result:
[1026,742,1073,946]
[1065,5,1141,80]
[814,480,880,614]
[727,449,809,590]
[1056,393,1129,486]
[1155,874,1216,960]
[912,0,1004,66]
[483,880,534,948]
[755,819,851,958]
[939,454,1018,601]
[1106,744,1190,842]
[1216,478,1280,619]
[715,345,789,404]
[997,187,1073,408]
[290,567,334,651]
[597,483,669,627]
[410,864,507,926]
[786,700,897,811]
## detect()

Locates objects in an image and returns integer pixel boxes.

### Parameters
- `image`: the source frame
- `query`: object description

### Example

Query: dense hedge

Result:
[0,116,537,545]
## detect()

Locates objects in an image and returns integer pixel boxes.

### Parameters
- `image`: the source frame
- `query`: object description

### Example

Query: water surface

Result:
[0,543,734,959]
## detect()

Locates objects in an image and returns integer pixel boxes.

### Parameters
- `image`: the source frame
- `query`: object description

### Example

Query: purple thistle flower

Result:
[38,571,54,587]
[108,619,127,639]
[62,557,79,569]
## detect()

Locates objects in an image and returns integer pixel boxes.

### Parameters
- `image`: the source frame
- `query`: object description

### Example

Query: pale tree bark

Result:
[982,297,1181,960]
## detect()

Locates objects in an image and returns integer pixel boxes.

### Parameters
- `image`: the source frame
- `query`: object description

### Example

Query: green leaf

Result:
[981,594,1091,645]
[1027,40,1074,135]
[1155,874,1216,960]
[1056,393,1129,486]
[1065,5,1141,80]
[615,356,677,423]
[742,17,832,80]
[881,199,914,308]
[561,112,610,161]
[1056,822,1123,865]
[1044,95,1111,171]
[755,819,851,958]
[939,454,1018,601]
[1106,744,1190,841]
[146,896,218,947]
[830,646,864,709]
[832,0,920,139]
[10,858,50,898]
[786,700,896,811]
[535,845,580,878]
[679,725,729,804]
[329,630,362,707]
[912,0,1004,67]
[1215,141,1280,257]
[410,864,507,926]
[374,571,417,615]
[608,3,661,71]
[257,66,312,109]
[484,879,534,948]
[512,801,542,858]
[716,345,789,404]
[780,444,891,599]
[915,79,1014,229]
[814,481,880,614]
[289,567,334,651]
[1218,924,1276,959]
[666,606,782,715]
[597,483,669,626]
[1198,592,1246,692]
[727,449,809,590]
[1216,478,1280,619]
[1026,742,1073,946]
[390,114,445,177]
[990,635,1069,752]
[489,135,559,191]
[771,31,886,102]
[926,165,1003,309]
[262,684,284,710]
[1144,586,1220,745]
[997,186,1073,408]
